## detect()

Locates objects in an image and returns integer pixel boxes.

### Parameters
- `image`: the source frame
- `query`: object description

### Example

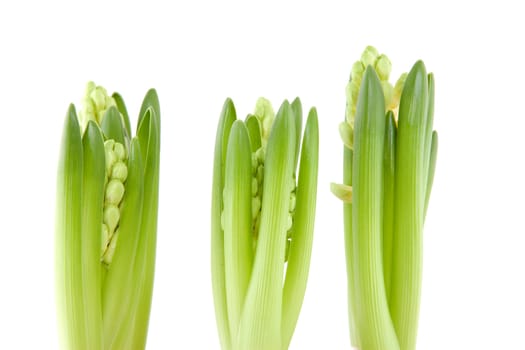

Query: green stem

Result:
[343,146,359,347]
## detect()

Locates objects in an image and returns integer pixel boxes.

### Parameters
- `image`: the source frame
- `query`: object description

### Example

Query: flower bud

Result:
[375,54,392,81]
[105,179,125,205]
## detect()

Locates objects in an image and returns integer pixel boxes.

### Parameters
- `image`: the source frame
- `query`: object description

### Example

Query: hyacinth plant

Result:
[212,98,319,350]
[331,46,438,350]
[55,82,160,350]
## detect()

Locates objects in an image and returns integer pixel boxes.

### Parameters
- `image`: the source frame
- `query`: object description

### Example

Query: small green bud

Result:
[350,79,361,102]
[330,182,353,203]
[351,61,365,80]
[252,197,261,220]
[339,122,354,150]
[375,54,392,81]
[92,87,107,112]
[289,193,296,212]
[256,165,264,183]
[103,229,119,265]
[255,147,265,162]
[101,224,109,255]
[105,151,116,175]
[104,205,120,234]
[105,179,125,205]
[254,97,275,144]
[252,178,258,196]
[394,72,408,102]
[113,142,126,161]
[251,153,258,172]
[361,46,379,67]
[79,82,117,130]
[111,162,128,182]
[381,81,395,110]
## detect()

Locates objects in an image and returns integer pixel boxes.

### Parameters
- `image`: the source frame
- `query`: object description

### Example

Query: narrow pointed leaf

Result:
[80,121,105,350]
[282,108,319,349]
[223,121,254,347]
[383,111,396,301]
[55,105,86,349]
[128,106,161,349]
[352,67,399,349]
[237,101,296,349]
[138,88,160,132]
[424,131,438,217]
[100,106,126,144]
[390,60,429,350]
[112,92,132,138]
[245,114,262,151]
[212,98,237,350]
[291,97,303,172]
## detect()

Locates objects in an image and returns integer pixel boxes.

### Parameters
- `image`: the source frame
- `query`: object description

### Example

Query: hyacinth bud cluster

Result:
[250,147,264,240]
[341,46,407,152]
[79,81,129,265]
[79,81,118,131]
[285,176,297,261]
[249,143,297,260]
[101,139,128,264]
[251,99,297,260]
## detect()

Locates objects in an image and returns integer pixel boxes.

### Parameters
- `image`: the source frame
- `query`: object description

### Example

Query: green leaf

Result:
[390,60,429,350]
[237,101,296,349]
[55,104,86,349]
[100,106,126,144]
[424,131,438,217]
[382,111,396,302]
[112,92,132,138]
[80,121,105,350]
[245,114,262,151]
[102,138,144,349]
[128,105,161,349]
[138,88,161,135]
[291,97,303,173]
[211,98,237,350]
[423,73,435,201]
[223,120,254,347]
[282,107,319,349]
[352,66,399,349]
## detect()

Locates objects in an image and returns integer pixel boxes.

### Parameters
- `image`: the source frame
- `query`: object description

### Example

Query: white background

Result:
[1,0,524,349]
